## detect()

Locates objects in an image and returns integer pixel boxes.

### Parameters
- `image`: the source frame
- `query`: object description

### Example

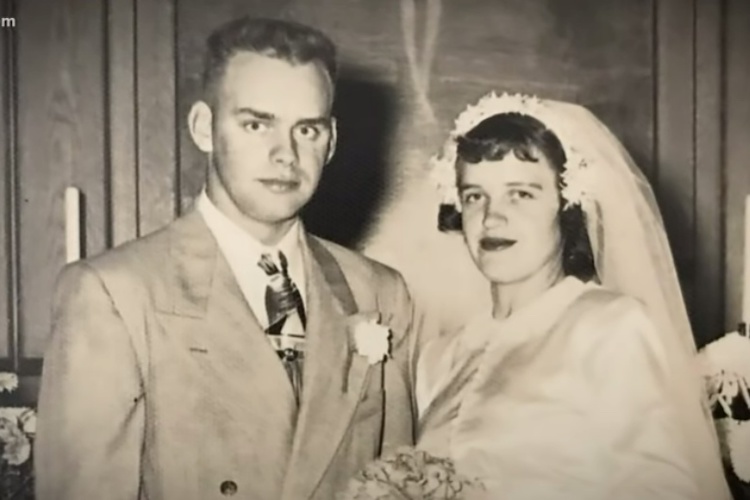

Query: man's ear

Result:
[325,117,338,163]
[187,100,213,153]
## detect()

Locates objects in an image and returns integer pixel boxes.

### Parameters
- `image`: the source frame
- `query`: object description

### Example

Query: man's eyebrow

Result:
[235,107,275,120]
[297,116,331,127]
[234,108,330,127]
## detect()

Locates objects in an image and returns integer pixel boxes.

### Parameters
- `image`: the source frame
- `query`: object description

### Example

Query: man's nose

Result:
[270,130,298,167]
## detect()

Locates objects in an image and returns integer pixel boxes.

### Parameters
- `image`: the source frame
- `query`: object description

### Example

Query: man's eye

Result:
[244,120,268,132]
[296,124,321,140]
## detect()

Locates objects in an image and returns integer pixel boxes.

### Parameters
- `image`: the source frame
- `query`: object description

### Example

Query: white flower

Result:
[2,433,30,466]
[559,154,595,210]
[19,408,35,435]
[700,330,750,418]
[699,330,750,479]
[723,420,750,482]
[428,149,461,207]
[0,372,18,393]
[429,91,596,211]
[352,317,391,365]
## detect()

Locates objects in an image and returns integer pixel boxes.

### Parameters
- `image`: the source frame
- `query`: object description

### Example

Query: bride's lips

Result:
[479,237,517,251]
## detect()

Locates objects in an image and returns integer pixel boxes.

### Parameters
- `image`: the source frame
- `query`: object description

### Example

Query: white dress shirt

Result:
[196,191,307,330]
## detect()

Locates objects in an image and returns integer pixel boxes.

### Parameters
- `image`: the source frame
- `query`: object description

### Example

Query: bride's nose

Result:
[482,197,509,228]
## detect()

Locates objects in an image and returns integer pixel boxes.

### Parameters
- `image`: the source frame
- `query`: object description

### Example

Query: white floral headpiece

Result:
[428,91,595,211]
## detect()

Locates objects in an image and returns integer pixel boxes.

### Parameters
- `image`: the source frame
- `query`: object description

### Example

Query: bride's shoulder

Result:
[572,282,651,322]
[562,282,666,352]
[417,313,493,364]
[418,326,462,363]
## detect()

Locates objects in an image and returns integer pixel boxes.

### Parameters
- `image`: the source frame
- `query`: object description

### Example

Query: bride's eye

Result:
[461,191,484,205]
[509,189,534,201]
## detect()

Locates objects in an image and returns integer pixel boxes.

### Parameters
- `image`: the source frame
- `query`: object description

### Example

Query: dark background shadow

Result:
[302,68,399,248]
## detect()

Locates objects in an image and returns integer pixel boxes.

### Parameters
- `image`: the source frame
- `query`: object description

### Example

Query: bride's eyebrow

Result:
[506,181,543,190]
[457,182,481,191]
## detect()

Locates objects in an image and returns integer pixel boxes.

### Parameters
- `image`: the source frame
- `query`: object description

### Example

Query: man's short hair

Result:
[201,17,338,103]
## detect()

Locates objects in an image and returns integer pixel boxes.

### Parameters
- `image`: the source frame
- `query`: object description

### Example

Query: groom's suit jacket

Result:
[35,209,418,500]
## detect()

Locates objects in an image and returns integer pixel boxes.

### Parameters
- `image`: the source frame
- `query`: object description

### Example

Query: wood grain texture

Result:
[0,0,13,361]
[136,0,178,235]
[108,0,138,246]
[655,0,696,319]
[693,0,724,346]
[16,0,107,358]
[724,0,750,331]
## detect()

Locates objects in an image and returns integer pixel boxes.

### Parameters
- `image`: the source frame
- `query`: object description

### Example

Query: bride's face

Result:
[458,152,563,285]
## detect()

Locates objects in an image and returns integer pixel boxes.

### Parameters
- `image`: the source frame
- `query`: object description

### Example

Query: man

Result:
[35,17,418,500]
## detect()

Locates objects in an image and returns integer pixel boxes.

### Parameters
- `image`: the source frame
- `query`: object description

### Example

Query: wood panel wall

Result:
[725,0,750,332]
[1,0,748,403]
[1,0,16,365]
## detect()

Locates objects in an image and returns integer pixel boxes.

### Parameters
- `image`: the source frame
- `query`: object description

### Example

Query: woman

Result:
[415,93,731,499]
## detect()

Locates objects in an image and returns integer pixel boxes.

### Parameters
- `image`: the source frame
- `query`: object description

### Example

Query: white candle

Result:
[744,194,750,325]
[65,187,81,263]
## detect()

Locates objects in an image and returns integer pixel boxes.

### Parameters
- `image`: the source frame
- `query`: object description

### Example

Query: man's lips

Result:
[479,237,517,251]
[258,179,300,193]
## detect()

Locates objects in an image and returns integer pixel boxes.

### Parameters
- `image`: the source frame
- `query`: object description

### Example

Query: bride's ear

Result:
[188,101,213,153]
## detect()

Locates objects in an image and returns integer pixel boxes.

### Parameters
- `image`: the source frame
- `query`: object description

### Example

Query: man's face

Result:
[203,51,336,230]
[459,152,562,285]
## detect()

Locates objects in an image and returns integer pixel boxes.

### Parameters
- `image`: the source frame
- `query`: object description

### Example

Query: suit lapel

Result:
[158,210,298,450]
[203,247,298,411]
[281,234,371,500]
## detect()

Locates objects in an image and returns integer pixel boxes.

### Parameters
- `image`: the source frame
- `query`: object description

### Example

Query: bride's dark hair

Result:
[438,112,596,282]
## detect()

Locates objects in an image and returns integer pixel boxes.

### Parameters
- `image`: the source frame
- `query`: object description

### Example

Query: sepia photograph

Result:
[1,0,749,498]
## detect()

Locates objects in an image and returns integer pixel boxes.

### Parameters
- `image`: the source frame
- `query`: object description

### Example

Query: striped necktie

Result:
[258,251,306,404]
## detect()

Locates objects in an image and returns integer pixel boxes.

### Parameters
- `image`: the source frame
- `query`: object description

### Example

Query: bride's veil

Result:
[542,100,732,500]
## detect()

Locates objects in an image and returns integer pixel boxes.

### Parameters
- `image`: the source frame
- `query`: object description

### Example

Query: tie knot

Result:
[258,251,289,277]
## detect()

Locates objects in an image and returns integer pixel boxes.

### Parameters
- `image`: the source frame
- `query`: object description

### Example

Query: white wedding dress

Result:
[416,277,702,500]
[412,94,731,500]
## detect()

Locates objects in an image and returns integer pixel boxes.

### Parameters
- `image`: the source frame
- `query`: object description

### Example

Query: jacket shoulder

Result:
[60,213,206,295]
[311,236,403,284]
[310,236,415,319]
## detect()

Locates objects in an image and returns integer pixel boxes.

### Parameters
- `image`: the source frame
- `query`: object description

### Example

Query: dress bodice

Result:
[415,277,701,500]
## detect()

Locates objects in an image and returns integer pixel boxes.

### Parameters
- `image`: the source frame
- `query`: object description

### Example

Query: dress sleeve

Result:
[576,297,700,500]
[458,297,702,500]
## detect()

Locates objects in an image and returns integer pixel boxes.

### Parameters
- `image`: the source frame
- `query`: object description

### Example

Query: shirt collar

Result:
[196,190,302,266]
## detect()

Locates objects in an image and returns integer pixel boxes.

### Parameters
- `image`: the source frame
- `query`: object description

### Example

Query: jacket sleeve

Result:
[35,263,145,500]
[378,268,426,455]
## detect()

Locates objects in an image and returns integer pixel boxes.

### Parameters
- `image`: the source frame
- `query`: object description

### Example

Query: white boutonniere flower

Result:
[349,313,391,365]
